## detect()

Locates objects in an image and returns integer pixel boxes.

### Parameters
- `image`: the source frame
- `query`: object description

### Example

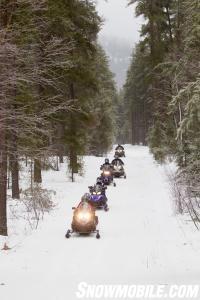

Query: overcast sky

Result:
[96,0,143,46]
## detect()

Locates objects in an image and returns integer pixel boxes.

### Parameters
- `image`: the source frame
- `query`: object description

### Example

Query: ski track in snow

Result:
[0,145,200,300]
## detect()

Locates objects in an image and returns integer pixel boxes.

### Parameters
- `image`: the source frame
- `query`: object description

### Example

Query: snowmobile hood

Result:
[90,194,103,202]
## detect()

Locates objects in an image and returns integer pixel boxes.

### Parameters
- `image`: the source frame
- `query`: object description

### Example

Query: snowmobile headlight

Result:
[76,211,92,222]
[104,171,110,176]
[93,192,97,195]
[97,191,101,195]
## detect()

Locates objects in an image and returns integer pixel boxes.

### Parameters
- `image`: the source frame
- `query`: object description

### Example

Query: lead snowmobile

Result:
[65,194,100,239]
[115,144,125,158]
[88,183,109,211]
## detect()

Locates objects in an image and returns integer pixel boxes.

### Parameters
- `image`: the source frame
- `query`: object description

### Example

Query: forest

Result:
[120,0,200,225]
[0,0,199,236]
[0,0,117,236]
[0,1,200,298]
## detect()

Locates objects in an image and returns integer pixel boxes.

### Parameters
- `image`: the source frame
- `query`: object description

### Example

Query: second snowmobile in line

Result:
[88,181,109,211]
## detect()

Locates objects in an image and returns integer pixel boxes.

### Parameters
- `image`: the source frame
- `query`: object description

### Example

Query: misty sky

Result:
[96,0,142,46]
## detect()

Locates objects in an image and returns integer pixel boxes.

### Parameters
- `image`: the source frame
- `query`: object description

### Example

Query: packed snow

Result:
[0,146,200,300]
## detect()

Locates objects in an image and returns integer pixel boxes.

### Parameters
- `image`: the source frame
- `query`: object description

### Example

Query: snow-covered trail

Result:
[1,146,200,300]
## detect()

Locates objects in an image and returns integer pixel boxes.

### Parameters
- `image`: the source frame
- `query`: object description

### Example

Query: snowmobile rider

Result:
[96,177,105,186]
[115,144,124,151]
[79,193,91,205]
[100,158,114,171]
[77,193,96,213]
[96,178,107,195]
[95,177,107,193]
[89,181,107,195]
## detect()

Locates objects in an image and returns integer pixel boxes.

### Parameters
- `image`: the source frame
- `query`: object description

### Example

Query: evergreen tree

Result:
[125,0,200,211]
[0,0,117,235]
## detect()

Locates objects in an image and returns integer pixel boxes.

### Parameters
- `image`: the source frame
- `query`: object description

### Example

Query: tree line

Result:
[0,0,117,236]
[121,0,200,220]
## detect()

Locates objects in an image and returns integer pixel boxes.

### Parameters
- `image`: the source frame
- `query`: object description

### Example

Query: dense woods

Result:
[122,0,200,220]
[0,0,117,236]
[0,0,199,236]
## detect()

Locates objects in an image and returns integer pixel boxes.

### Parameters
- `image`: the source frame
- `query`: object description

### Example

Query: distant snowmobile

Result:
[65,194,100,239]
[115,145,125,158]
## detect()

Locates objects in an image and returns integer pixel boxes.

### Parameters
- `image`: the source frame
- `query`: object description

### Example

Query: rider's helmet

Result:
[95,184,102,193]
[81,193,90,203]
[96,177,103,185]
[105,158,109,164]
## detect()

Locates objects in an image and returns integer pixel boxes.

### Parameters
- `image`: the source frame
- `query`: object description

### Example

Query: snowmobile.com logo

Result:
[76,282,199,299]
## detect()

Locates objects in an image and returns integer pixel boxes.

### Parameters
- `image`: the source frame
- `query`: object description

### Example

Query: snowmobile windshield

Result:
[92,185,102,195]
[112,160,122,166]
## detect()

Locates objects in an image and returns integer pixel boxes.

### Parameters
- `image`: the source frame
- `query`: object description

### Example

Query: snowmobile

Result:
[100,165,116,187]
[88,184,109,211]
[65,195,100,239]
[115,145,125,157]
[114,148,125,158]
[112,160,126,179]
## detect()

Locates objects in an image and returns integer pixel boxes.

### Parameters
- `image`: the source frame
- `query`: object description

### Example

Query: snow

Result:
[0,145,200,300]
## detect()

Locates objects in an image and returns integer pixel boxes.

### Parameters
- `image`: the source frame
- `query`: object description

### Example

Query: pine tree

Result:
[126,0,200,208]
[0,0,117,235]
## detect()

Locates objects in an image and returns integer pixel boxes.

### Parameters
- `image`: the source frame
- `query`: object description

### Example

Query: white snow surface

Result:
[0,145,200,300]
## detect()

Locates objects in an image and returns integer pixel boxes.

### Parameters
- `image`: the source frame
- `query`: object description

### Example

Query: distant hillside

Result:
[99,35,132,89]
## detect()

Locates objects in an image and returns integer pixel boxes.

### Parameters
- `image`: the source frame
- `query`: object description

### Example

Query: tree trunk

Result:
[59,155,64,164]
[57,123,64,164]
[166,3,173,44]
[10,153,20,199]
[0,0,15,236]
[69,83,78,181]
[34,159,42,183]
[10,108,20,199]
[0,126,8,236]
